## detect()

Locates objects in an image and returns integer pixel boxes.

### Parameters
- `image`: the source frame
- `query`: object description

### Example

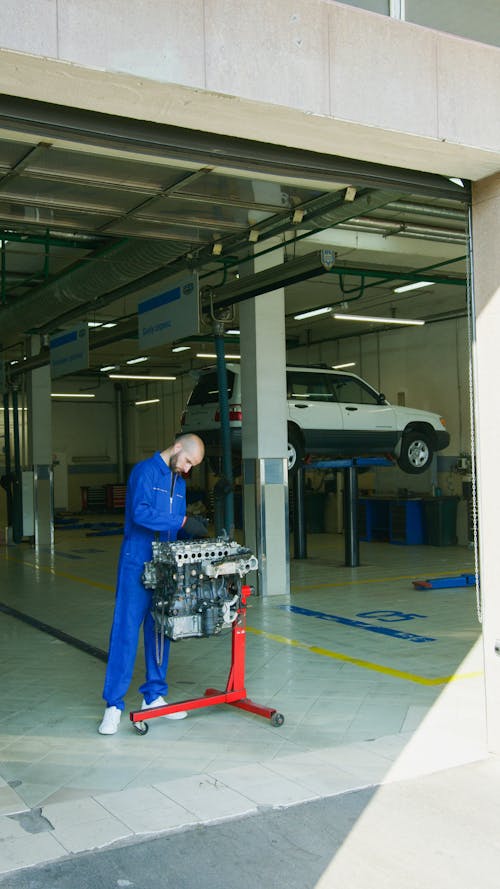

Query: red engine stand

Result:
[129,584,284,734]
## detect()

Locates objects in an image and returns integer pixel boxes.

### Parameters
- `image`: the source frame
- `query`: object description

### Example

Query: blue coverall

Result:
[102,451,186,711]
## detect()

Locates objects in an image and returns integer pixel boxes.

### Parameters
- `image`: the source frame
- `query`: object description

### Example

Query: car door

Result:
[286,370,345,450]
[331,374,398,453]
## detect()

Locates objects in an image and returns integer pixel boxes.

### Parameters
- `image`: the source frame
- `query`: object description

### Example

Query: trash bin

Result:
[305,492,326,533]
[423,496,459,546]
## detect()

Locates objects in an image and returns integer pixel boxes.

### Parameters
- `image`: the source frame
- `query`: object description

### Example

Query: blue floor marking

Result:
[279,605,436,643]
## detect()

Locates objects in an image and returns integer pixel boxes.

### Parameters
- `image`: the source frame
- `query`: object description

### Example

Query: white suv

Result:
[181,364,450,475]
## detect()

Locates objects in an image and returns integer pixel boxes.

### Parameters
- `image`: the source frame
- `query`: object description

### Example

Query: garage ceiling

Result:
[0,96,468,386]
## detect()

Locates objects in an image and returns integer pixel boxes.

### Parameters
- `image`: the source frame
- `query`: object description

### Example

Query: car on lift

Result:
[180,363,450,475]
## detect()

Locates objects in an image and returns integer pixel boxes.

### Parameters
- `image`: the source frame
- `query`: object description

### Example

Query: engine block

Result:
[142,537,258,641]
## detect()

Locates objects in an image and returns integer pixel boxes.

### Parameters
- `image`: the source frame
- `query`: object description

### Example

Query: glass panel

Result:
[287,372,335,402]
[3,176,139,213]
[178,172,325,209]
[332,376,380,405]
[188,371,235,405]
[28,148,188,190]
[406,0,500,48]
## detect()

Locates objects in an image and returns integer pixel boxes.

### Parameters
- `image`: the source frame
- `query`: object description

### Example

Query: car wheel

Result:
[397,431,434,474]
[287,427,305,475]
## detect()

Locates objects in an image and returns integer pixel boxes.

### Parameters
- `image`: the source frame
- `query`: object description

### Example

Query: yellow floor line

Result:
[246,626,483,686]
[2,554,114,591]
[3,553,481,686]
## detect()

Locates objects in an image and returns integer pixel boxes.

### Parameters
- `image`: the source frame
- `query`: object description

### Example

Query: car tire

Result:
[287,427,305,476]
[397,430,434,474]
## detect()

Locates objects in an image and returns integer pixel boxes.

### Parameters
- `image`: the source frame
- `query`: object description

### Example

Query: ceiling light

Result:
[333,313,425,326]
[393,281,435,293]
[172,346,191,353]
[294,306,332,321]
[226,329,240,335]
[135,398,160,406]
[87,321,102,328]
[126,356,148,365]
[101,322,117,328]
[109,373,176,380]
[51,392,96,398]
[195,353,241,360]
[332,362,356,369]
[449,177,465,187]
[212,242,223,256]
[100,365,116,372]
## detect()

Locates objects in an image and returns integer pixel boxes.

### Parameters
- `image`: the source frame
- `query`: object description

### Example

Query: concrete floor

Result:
[0,521,490,882]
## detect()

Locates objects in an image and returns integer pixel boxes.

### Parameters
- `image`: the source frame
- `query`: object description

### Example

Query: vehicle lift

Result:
[292,456,394,567]
[412,573,478,590]
[129,583,285,734]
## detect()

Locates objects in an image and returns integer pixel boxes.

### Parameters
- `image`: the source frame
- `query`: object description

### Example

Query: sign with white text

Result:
[50,325,89,379]
[138,272,199,350]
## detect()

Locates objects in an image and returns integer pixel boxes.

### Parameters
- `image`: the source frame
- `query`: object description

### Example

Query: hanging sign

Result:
[138,272,199,350]
[50,324,89,379]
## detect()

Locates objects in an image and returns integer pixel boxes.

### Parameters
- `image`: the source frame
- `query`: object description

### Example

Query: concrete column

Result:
[27,341,54,547]
[471,172,500,752]
[240,240,289,597]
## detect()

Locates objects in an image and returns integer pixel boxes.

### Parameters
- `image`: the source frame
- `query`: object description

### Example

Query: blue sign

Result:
[50,324,89,379]
[138,272,199,349]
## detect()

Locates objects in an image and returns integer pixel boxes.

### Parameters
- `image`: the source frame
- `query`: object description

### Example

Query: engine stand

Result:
[129,584,284,734]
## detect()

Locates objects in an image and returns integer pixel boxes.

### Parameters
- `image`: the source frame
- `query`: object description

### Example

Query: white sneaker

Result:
[141,696,187,720]
[98,706,121,734]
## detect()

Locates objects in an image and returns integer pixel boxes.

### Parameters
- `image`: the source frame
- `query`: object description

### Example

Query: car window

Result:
[287,371,337,403]
[332,375,380,405]
[187,370,236,405]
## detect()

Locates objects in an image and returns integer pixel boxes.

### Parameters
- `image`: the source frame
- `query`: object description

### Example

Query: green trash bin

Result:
[423,496,459,546]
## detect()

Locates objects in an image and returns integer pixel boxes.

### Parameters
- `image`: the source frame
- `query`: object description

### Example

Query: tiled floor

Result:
[0,522,487,875]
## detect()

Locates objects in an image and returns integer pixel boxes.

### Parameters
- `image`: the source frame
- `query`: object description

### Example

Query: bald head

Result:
[164,434,205,475]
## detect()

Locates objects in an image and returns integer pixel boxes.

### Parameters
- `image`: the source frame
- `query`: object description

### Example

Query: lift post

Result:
[294,457,394,567]
[129,584,284,733]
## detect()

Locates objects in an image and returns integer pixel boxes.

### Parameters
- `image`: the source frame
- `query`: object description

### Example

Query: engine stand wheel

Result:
[134,720,149,736]
[270,712,285,727]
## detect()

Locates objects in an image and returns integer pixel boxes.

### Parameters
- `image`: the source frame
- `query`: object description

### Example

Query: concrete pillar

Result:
[240,240,289,597]
[27,340,54,547]
[471,172,500,752]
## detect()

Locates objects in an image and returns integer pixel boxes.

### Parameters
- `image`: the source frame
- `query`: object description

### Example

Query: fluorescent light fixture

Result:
[101,322,117,328]
[51,392,96,398]
[195,353,241,360]
[294,306,332,321]
[135,398,160,406]
[332,362,356,369]
[333,313,425,326]
[226,329,240,335]
[100,365,116,372]
[109,373,176,380]
[449,177,465,187]
[172,346,191,353]
[87,321,102,328]
[393,281,434,293]
[126,356,148,365]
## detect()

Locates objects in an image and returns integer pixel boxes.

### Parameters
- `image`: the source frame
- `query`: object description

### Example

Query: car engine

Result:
[142,536,258,641]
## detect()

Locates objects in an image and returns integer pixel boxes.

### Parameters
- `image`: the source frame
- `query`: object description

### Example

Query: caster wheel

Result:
[270,712,285,727]
[134,721,149,735]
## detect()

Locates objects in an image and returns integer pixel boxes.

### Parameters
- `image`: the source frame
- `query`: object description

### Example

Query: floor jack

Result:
[129,584,285,735]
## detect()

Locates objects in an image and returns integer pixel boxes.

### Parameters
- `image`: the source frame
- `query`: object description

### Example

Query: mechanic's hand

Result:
[183,516,209,538]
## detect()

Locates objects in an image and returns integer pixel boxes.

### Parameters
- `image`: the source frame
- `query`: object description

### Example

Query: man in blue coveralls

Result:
[98,433,207,735]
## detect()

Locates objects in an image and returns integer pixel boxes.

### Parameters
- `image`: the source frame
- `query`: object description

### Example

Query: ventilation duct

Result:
[0,237,190,347]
